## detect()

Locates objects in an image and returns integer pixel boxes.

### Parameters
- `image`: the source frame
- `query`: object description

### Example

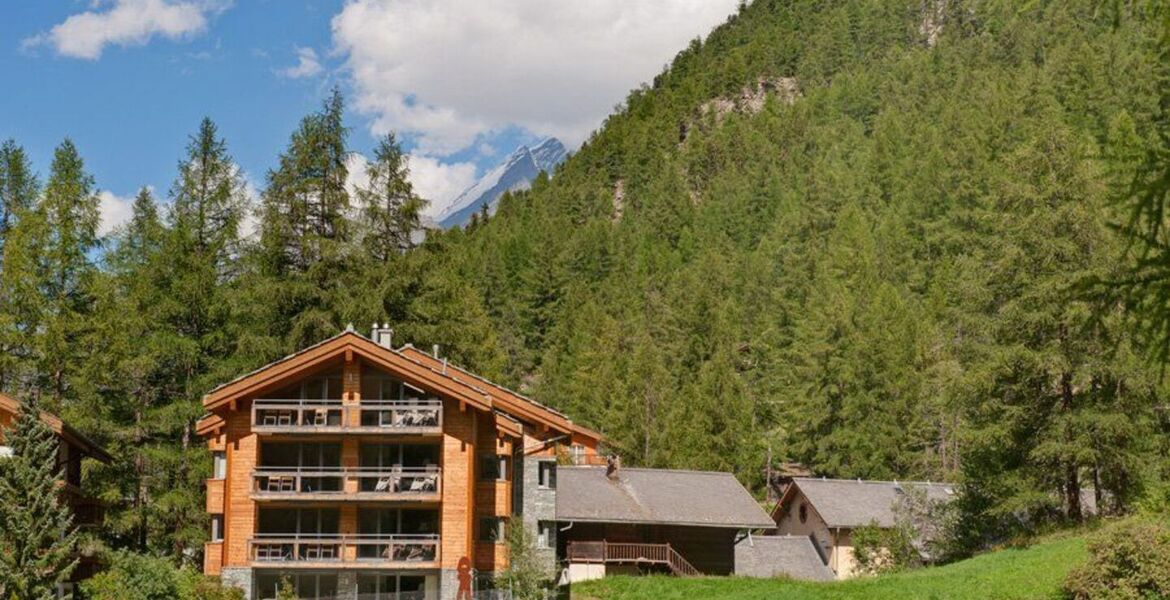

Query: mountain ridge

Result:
[436,138,567,228]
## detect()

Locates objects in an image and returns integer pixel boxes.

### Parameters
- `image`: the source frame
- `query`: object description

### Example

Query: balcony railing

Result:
[252,399,442,434]
[249,534,439,566]
[252,466,441,500]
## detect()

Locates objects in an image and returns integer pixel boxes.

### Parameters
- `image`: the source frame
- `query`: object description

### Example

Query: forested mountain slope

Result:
[1,0,1168,565]
[424,0,1169,529]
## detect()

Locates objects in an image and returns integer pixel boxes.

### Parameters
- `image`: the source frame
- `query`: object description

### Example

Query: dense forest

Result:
[1,0,1169,569]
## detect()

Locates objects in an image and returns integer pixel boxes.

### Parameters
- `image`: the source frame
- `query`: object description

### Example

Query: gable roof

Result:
[199,330,600,440]
[556,466,774,529]
[0,394,111,463]
[734,535,834,581]
[777,477,957,529]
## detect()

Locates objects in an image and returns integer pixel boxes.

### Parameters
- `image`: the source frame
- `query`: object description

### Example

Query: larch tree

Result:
[248,88,355,354]
[37,139,100,410]
[357,132,428,261]
[0,139,39,260]
[0,140,40,392]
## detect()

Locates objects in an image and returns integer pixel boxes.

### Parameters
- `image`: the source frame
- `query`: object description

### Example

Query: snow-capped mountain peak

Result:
[436,138,567,228]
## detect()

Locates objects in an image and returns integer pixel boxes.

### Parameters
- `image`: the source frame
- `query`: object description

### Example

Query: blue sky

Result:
[0,0,740,230]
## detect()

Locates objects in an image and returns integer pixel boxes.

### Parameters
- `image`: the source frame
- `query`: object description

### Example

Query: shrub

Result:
[83,550,243,600]
[1063,519,1170,599]
[853,486,962,575]
[495,521,552,599]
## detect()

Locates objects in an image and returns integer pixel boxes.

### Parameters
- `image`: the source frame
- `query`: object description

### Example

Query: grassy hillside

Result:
[572,535,1088,600]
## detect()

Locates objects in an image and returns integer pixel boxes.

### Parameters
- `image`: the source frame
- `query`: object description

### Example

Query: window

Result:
[538,461,557,489]
[570,444,584,465]
[798,503,808,524]
[212,452,226,479]
[479,454,509,481]
[479,517,506,543]
[210,515,224,542]
[357,574,428,599]
[537,521,555,549]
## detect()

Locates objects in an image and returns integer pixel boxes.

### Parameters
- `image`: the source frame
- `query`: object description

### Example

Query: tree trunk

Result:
[1060,370,1081,521]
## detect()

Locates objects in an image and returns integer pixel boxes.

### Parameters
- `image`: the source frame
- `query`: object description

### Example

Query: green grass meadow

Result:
[571,534,1088,600]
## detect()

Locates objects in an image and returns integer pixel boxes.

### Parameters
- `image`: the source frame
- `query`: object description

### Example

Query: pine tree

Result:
[357,133,428,261]
[0,395,79,599]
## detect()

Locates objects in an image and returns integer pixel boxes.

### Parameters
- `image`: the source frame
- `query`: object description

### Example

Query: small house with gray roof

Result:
[771,477,957,578]
[555,463,775,582]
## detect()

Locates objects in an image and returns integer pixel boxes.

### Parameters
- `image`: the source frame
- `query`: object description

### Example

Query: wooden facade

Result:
[197,330,602,600]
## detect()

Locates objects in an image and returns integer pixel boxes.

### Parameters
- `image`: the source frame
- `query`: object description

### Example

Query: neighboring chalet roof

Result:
[734,535,834,581]
[196,330,602,442]
[0,394,111,463]
[557,466,774,529]
[777,477,957,529]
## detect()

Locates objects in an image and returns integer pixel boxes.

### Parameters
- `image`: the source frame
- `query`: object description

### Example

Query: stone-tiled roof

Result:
[734,535,834,581]
[788,478,957,529]
[556,466,774,529]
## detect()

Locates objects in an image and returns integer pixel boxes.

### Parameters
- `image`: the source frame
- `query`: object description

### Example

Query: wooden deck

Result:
[567,541,701,577]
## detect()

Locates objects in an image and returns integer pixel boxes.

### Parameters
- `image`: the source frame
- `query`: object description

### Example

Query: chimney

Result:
[432,344,441,358]
[371,323,394,348]
[606,455,621,480]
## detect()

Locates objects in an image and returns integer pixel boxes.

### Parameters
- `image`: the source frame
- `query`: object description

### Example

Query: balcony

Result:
[251,399,443,435]
[248,534,439,568]
[252,466,442,501]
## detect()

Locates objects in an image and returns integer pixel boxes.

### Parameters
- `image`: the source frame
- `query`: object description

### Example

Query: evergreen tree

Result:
[0,139,39,260]
[0,395,79,599]
[170,118,246,275]
[357,133,428,261]
[0,140,42,393]
[37,139,100,408]
[247,88,354,353]
[0,204,48,393]
[259,88,351,275]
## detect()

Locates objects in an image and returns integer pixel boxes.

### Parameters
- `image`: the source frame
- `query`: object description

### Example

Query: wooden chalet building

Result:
[0,393,112,597]
[196,327,603,600]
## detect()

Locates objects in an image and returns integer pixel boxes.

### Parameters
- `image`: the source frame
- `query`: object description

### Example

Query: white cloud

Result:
[332,0,740,155]
[279,46,323,79]
[346,151,476,219]
[238,169,262,240]
[407,155,477,218]
[98,190,136,236]
[25,0,229,60]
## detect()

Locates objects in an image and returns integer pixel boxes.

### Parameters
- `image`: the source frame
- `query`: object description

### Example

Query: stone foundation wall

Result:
[220,567,252,600]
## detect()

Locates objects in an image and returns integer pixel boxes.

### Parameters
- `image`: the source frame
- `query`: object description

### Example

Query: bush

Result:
[852,520,920,575]
[1063,519,1170,599]
[853,487,962,575]
[495,521,552,600]
[82,550,243,600]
